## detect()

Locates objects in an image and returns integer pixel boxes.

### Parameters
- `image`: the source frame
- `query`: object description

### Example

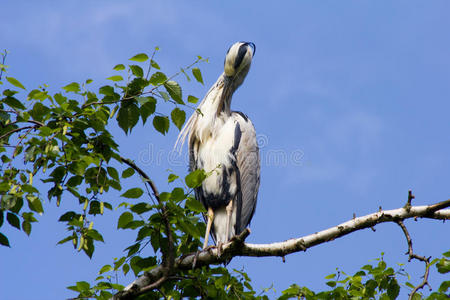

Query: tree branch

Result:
[396,220,431,299]
[114,200,450,299]
[0,126,35,140]
[119,156,160,200]
[117,156,175,295]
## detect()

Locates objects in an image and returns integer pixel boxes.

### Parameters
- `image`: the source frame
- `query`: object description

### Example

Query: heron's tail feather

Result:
[174,112,196,153]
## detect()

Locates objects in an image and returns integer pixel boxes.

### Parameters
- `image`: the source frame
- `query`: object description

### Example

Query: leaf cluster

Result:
[280,252,450,300]
[0,49,204,257]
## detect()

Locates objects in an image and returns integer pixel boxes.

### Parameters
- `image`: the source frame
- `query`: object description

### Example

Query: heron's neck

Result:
[193,75,232,142]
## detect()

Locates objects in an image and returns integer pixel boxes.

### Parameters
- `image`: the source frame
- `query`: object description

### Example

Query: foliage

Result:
[279,252,450,300]
[0,48,448,300]
[0,48,205,256]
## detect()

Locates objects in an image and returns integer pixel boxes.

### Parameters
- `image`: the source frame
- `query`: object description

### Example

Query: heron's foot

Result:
[217,242,224,257]
[193,245,216,269]
[192,250,200,270]
[202,244,216,252]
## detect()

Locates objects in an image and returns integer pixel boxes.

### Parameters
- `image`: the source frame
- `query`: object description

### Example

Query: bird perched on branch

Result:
[175,41,260,251]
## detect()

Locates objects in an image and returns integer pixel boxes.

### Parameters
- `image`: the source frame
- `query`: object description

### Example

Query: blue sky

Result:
[1,1,449,299]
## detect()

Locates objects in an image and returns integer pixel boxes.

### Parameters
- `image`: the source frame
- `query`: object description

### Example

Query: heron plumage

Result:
[176,41,260,248]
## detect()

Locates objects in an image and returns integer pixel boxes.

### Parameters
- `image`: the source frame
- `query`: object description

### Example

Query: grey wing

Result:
[233,112,260,234]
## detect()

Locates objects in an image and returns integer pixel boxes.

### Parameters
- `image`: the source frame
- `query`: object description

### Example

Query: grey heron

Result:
[176,41,260,251]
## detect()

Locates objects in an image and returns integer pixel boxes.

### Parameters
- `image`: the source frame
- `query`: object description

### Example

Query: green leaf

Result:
[405,282,415,289]
[170,187,185,202]
[150,59,160,70]
[158,91,170,101]
[149,72,167,85]
[192,67,204,84]
[106,75,123,82]
[54,93,67,105]
[0,232,10,247]
[107,167,119,181]
[87,229,104,242]
[187,95,199,104]
[137,256,156,269]
[57,235,74,245]
[185,169,206,188]
[38,126,52,136]
[4,96,26,110]
[122,167,135,178]
[168,174,179,183]
[113,64,125,71]
[171,108,186,130]
[437,258,450,274]
[76,281,90,291]
[129,53,149,62]
[130,65,144,78]
[324,273,336,280]
[180,68,190,81]
[177,219,200,238]
[131,202,152,214]
[26,195,44,214]
[22,221,31,236]
[117,103,139,134]
[130,256,142,276]
[29,102,50,121]
[6,77,26,90]
[62,82,80,93]
[139,97,156,124]
[387,279,400,299]
[439,280,450,293]
[22,212,37,223]
[99,264,112,274]
[121,188,144,199]
[185,197,206,213]
[27,89,49,101]
[153,116,169,135]
[122,263,130,276]
[99,85,115,96]
[6,212,20,230]
[126,243,141,257]
[118,212,133,229]
[59,211,76,222]
[164,81,183,104]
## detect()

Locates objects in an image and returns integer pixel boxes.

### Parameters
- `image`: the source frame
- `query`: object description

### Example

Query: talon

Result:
[192,250,200,269]
[217,242,223,257]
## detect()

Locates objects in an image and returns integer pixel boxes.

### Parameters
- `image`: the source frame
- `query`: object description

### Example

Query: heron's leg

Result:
[203,207,214,249]
[225,199,234,243]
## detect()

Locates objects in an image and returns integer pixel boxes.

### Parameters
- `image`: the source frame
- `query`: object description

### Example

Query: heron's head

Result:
[224,42,255,88]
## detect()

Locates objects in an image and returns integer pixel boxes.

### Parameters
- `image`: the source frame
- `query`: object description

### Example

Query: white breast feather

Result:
[197,118,237,196]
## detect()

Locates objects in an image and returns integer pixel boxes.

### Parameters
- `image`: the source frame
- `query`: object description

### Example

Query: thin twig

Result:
[82,57,205,111]
[119,156,159,200]
[407,190,415,206]
[396,220,432,299]
[145,48,158,80]
[118,156,175,288]
[0,126,35,140]
[0,50,7,80]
